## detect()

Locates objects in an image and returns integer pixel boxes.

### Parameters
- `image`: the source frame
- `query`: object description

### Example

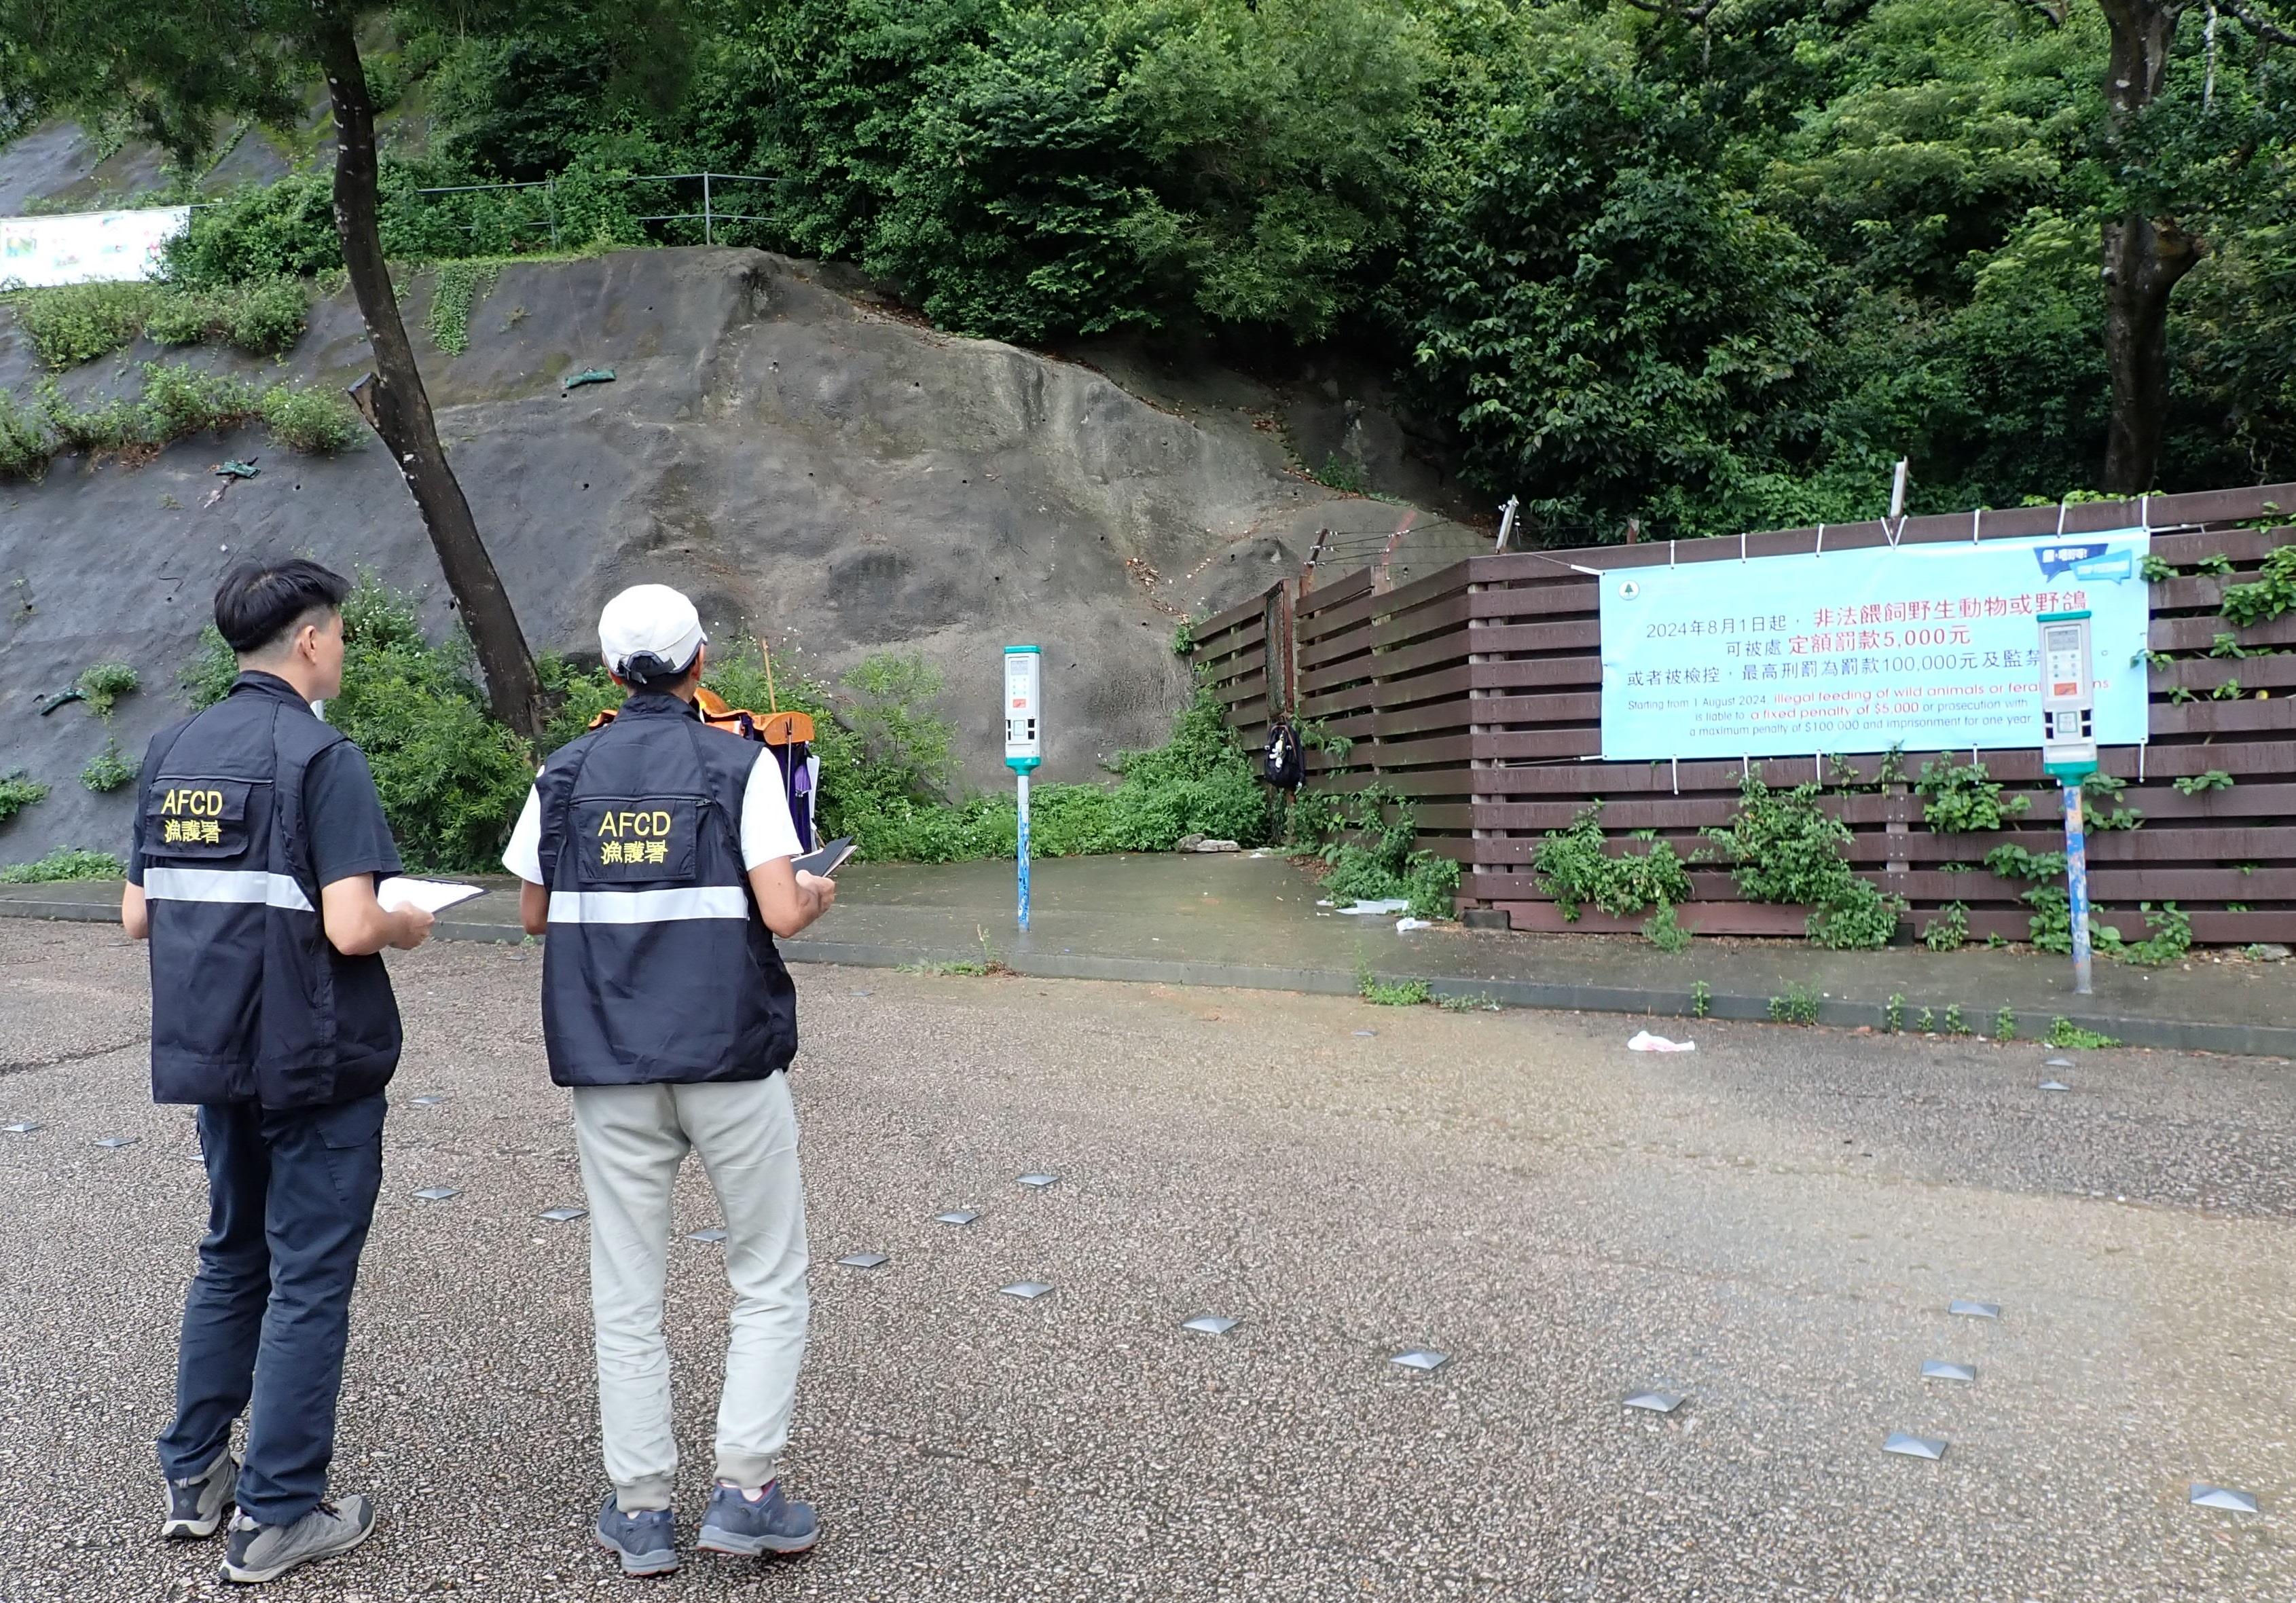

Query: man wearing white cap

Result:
[500,584,835,1575]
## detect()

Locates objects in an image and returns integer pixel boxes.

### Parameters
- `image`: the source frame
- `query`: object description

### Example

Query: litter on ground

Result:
[1627,1031,1696,1053]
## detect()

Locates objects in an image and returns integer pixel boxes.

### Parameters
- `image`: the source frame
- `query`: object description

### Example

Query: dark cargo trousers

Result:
[156,1093,387,1527]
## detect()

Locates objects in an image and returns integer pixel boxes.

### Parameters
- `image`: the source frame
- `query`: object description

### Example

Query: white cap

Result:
[598,584,706,682]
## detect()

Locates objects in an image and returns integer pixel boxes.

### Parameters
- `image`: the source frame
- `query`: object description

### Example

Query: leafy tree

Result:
[0,0,640,741]
[1394,56,1823,536]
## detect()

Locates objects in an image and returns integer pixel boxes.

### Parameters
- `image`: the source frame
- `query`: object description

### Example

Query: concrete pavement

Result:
[0,919,2291,1600]
[5,853,2291,1054]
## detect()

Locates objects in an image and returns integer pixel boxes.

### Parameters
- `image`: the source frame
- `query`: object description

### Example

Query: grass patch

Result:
[4,278,308,368]
[1357,961,1432,1006]
[0,769,50,826]
[425,262,500,356]
[2044,1018,2121,1049]
[0,847,126,883]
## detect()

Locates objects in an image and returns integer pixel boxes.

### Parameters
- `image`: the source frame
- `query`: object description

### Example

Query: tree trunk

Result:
[312,16,546,741]
[2100,214,2198,492]
[2096,0,2202,494]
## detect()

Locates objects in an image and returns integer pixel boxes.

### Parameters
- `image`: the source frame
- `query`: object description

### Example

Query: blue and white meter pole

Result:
[1004,646,1042,932]
[2038,611,2098,995]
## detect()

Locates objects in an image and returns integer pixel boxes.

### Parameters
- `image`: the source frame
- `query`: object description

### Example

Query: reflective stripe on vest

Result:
[547,886,749,924]
[143,865,315,914]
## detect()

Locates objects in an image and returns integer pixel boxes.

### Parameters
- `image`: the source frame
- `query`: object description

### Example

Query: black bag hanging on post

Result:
[1262,721,1305,791]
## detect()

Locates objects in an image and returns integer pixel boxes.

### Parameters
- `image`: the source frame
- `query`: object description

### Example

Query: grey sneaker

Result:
[217,1496,376,1584]
[162,1448,240,1541]
[696,1480,818,1557]
[594,1494,678,1577]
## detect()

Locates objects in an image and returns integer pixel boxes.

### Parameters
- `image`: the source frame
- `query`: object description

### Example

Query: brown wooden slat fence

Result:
[1192,483,2296,945]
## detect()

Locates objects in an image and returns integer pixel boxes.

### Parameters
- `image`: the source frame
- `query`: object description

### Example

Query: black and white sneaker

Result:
[218,1496,376,1584]
[162,1448,240,1541]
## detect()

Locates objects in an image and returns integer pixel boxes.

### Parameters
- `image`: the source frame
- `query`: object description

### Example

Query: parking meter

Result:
[2037,610,2096,994]
[1004,646,1041,930]
[2038,610,2097,780]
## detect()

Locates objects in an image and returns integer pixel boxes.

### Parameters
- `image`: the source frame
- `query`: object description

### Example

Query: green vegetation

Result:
[1916,756,2028,835]
[1701,769,1903,950]
[1311,786,1459,921]
[80,739,134,794]
[0,847,126,883]
[1768,984,1821,1027]
[75,661,139,718]
[1690,979,1711,1019]
[1884,993,1904,1034]
[1921,902,1969,953]
[1357,963,1432,1008]
[0,770,50,826]
[0,363,361,479]
[425,262,500,356]
[2121,902,2194,967]
[1942,1003,1969,1037]
[1531,805,1691,924]
[1993,1006,2018,1043]
[3,278,308,368]
[1916,1007,1935,1033]
[2219,546,2296,629]
[13,0,2286,525]
[2045,1018,2121,1050]
[2171,769,2235,796]
[1643,902,1692,954]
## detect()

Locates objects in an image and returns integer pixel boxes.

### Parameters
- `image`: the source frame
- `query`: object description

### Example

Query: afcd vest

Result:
[536,692,797,1086]
[139,673,401,1109]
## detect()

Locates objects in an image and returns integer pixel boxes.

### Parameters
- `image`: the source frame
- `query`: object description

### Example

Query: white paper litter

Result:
[1334,898,1410,916]
[1627,1030,1696,1053]
[1395,917,1434,933]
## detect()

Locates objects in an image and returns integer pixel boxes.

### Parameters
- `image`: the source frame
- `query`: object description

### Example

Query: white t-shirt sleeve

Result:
[740,748,803,869]
[502,785,545,883]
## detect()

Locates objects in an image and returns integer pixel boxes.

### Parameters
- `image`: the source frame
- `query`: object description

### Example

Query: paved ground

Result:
[1,920,2291,1602]
[9,855,2292,1054]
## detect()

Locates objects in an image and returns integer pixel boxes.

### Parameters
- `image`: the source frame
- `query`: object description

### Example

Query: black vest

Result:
[536,693,797,1087]
[139,674,402,1109]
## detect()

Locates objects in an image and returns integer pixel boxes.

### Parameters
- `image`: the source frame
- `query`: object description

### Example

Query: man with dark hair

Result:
[500,584,833,1576]
[123,558,435,1585]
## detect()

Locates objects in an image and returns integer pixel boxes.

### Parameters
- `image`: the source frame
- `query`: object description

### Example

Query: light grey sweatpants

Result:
[570,1074,809,1511]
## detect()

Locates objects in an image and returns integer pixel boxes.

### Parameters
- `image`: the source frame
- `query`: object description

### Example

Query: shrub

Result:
[0,847,126,883]
[1531,805,1692,920]
[0,769,50,826]
[81,738,135,793]
[1916,755,2028,834]
[326,582,537,874]
[9,282,155,368]
[144,278,311,357]
[38,380,145,454]
[139,363,259,442]
[260,385,361,454]
[76,660,140,717]
[1704,769,1900,948]
[0,389,50,480]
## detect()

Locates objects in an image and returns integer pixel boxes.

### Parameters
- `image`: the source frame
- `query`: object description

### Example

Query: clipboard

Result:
[792,836,855,879]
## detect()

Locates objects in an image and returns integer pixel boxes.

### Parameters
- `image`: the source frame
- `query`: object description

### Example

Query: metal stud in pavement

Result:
[1000,1282,1053,1300]
[2044,1057,2075,1069]
[935,1210,980,1226]
[1353,1031,1377,1038]
[1390,1349,1448,1372]
[1882,1432,1947,1460]
[1921,1361,1976,1382]
[1623,1390,1684,1414]
[1948,1299,2000,1319]
[410,1095,445,1107]
[689,1228,729,1245]
[2190,1484,2259,1513]
[414,1187,460,1201]
[1182,1315,1239,1335]
[1017,1173,1058,1188]
[540,1206,587,1223]
[2,1121,39,1135]
[837,1253,890,1269]
[94,1137,139,1149]
[2040,1080,2071,1092]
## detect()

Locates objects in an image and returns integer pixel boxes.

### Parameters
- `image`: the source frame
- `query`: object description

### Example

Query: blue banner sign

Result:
[1598,531,2151,760]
